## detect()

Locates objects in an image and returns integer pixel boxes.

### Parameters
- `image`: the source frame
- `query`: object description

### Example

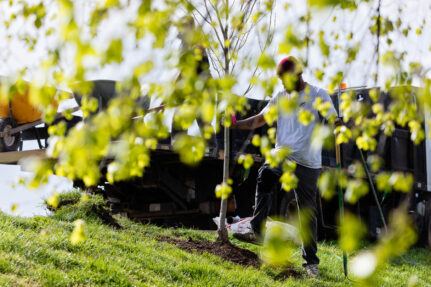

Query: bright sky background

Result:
[0,0,430,217]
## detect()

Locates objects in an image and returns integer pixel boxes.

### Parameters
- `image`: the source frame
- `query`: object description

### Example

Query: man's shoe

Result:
[305,264,321,279]
[232,231,260,245]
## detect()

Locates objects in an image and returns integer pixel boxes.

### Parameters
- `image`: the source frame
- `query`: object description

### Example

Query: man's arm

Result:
[231,94,277,130]
[231,114,266,130]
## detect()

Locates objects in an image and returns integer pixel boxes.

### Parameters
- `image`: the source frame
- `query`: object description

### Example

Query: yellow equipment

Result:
[0,88,47,124]
[0,82,60,152]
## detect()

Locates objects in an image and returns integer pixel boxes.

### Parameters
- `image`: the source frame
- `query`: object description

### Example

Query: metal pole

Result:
[336,142,348,277]
[336,85,348,277]
[358,148,388,233]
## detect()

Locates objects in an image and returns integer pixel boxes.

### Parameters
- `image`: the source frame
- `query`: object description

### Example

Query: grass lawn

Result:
[0,193,430,286]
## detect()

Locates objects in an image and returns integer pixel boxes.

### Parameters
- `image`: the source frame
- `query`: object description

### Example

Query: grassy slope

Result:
[0,197,430,286]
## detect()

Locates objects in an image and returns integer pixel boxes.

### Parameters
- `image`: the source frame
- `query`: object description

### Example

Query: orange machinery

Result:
[0,87,48,124]
[0,83,72,152]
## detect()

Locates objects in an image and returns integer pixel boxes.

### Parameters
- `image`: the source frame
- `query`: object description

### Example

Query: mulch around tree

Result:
[158,235,302,279]
[159,235,260,268]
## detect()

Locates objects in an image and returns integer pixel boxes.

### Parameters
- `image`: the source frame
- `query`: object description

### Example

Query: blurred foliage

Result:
[70,219,86,245]
[46,192,60,209]
[309,0,369,10]
[338,212,367,253]
[215,181,233,199]
[238,154,254,170]
[260,220,298,267]
[350,206,417,282]
[173,134,206,166]
[0,0,429,275]
[261,209,313,267]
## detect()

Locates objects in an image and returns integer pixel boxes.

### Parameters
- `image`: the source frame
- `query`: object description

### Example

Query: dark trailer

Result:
[1,80,429,246]
[79,81,431,247]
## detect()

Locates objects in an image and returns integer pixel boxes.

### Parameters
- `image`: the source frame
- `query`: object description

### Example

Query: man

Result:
[230,56,339,278]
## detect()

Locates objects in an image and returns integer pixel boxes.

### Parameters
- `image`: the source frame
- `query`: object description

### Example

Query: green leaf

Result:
[263,105,278,126]
[319,31,330,58]
[258,53,276,70]
[104,39,123,64]
[280,171,298,191]
[345,179,369,203]
[173,134,206,166]
[339,212,367,252]
[215,182,232,199]
[309,0,358,9]
[238,154,254,170]
[298,109,315,126]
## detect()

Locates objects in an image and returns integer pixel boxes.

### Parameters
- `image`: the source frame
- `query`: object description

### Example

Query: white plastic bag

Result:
[212,216,253,233]
[264,220,301,245]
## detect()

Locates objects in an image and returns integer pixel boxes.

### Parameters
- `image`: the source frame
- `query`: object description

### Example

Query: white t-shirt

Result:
[260,84,337,169]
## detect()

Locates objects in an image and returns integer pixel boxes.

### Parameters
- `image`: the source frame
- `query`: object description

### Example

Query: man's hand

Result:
[334,117,343,127]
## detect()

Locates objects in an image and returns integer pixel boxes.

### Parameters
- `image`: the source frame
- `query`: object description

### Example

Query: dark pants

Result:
[250,163,321,266]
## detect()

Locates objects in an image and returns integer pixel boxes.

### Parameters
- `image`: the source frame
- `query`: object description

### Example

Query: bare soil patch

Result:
[159,236,261,268]
[158,236,302,279]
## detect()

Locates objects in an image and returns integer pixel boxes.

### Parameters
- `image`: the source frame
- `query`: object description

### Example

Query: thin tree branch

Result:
[206,45,225,77]
[375,0,382,86]
[186,1,211,25]
[202,0,225,47]
[208,0,226,37]
[228,0,256,40]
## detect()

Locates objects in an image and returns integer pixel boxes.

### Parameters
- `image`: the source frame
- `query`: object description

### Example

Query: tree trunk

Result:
[217,125,230,243]
[217,25,231,243]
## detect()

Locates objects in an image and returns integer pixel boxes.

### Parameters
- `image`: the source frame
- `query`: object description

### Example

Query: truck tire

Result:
[0,118,21,152]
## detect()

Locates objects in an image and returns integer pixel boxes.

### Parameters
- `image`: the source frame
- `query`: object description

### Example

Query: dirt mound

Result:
[91,205,123,229]
[47,192,122,229]
[46,198,80,212]
[159,236,260,268]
